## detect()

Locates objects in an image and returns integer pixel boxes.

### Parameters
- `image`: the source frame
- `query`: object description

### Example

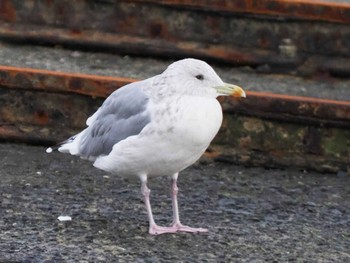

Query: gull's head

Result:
[164,58,246,99]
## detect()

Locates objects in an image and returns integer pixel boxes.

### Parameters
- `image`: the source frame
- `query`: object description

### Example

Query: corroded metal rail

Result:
[134,0,350,24]
[0,65,349,172]
[0,0,350,77]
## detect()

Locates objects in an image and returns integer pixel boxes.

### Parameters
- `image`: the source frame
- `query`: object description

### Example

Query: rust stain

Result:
[203,148,220,159]
[0,0,16,22]
[68,77,84,91]
[133,0,350,24]
[34,109,49,125]
[239,136,252,149]
[149,21,167,38]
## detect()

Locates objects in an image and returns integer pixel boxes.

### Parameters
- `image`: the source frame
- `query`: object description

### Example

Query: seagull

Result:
[47,58,246,235]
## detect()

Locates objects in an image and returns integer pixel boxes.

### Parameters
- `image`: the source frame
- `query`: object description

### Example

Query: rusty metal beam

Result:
[212,114,350,173]
[0,1,349,77]
[0,21,298,69]
[132,0,350,24]
[0,65,349,172]
[0,65,135,98]
[1,65,349,129]
[222,91,350,128]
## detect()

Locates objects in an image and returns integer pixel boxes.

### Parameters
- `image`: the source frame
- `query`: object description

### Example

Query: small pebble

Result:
[58,215,72,222]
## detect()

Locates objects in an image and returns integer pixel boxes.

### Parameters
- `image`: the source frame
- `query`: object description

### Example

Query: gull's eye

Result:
[195,74,204,80]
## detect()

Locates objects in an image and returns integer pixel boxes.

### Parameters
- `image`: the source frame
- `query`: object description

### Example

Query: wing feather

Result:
[79,81,151,159]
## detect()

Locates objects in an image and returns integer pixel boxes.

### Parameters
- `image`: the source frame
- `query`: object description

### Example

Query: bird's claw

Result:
[149,223,208,235]
[172,223,208,233]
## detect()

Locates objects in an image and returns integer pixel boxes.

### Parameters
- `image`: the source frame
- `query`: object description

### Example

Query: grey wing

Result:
[79,81,151,159]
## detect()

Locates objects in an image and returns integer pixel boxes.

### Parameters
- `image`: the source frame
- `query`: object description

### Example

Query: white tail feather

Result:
[58,131,84,155]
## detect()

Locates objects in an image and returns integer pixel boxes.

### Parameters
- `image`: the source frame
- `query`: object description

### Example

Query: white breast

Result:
[171,96,222,147]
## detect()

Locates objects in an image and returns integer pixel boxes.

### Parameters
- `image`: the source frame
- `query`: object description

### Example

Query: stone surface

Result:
[0,143,349,262]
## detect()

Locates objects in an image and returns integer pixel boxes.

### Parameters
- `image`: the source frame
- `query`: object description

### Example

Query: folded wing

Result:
[59,81,151,160]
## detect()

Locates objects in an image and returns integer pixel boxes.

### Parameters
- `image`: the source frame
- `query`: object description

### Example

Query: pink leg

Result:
[140,174,179,235]
[170,173,208,233]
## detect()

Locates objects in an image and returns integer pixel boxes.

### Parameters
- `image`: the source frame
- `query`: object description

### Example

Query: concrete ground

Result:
[0,143,349,262]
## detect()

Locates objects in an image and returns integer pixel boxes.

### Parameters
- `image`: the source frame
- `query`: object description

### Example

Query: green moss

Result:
[323,128,350,159]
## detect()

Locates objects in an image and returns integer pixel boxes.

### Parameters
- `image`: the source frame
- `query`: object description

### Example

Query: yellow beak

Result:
[215,83,246,98]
